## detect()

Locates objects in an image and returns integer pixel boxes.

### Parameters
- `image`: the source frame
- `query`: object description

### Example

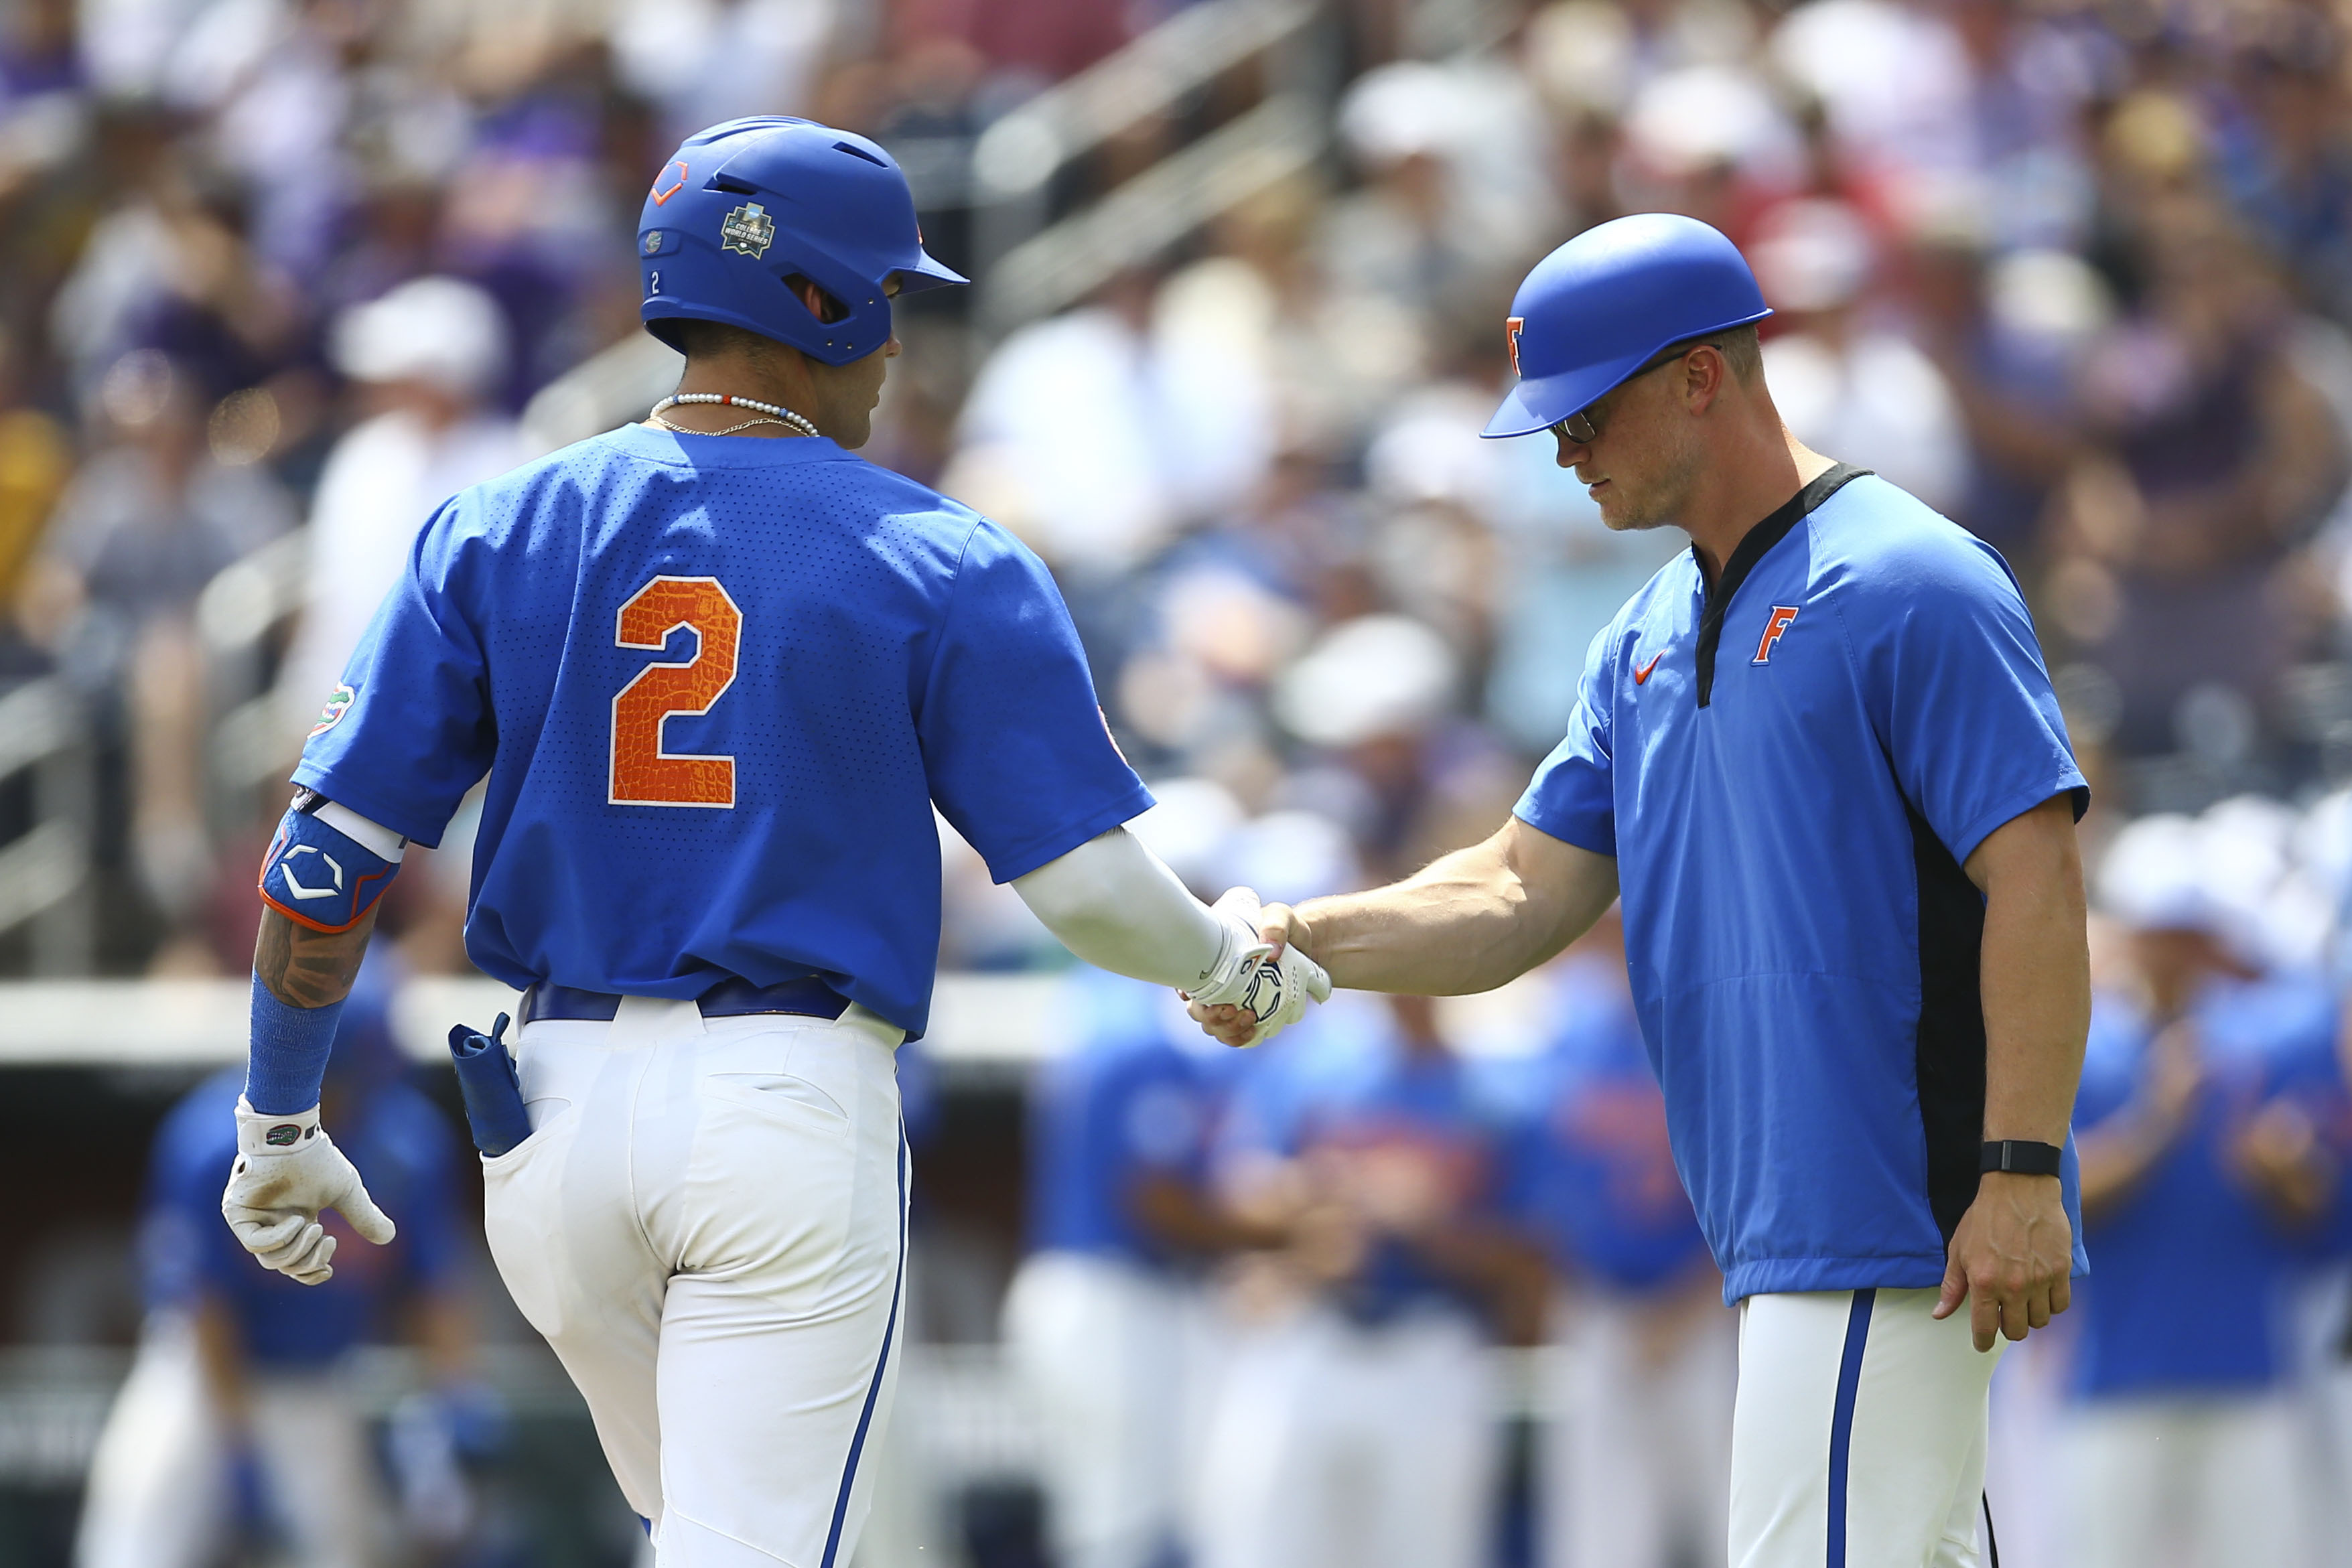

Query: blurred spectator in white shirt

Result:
[945,271,1179,580]
[1754,198,1968,514]
[1322,62,1555,348]
[277,277,527,736]
[608,0,839,147]
[1770,0,1976,188]
[1615,62,1801,238]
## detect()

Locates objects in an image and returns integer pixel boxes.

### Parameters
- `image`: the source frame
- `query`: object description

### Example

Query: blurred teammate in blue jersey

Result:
[1004,969,1268,1568]
[78,951,477,1568]
[1192,990,1542,1568]
[1503,911,1733,1568]
[2059,815,2349,1568]
[1003,786,1343,1568]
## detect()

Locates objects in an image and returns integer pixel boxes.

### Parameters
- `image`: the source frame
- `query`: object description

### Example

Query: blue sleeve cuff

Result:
[245,975,344,1115]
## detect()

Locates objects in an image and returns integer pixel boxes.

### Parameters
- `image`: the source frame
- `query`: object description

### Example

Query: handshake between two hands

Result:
[1182,887,1334,1049]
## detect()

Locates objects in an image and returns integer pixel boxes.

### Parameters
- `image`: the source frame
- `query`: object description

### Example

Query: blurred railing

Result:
[968,0,1329,327]
[195,528,307,804]
[0,678,93,974]
[977,91,1329,334]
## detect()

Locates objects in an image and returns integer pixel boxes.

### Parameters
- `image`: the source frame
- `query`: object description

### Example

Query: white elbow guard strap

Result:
[257,791,406,934]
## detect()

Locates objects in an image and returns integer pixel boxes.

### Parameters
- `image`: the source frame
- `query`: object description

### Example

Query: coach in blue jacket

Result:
[1195,214,2091,1568]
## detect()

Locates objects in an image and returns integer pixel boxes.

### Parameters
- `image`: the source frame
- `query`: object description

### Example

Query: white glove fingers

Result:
[333,1180,398,1246]
[252,1219,327,1272]
[1209,885,1262,921]
[224,1206,312,1256]
[281,1231,337,1285]
[277,1227,337,1284]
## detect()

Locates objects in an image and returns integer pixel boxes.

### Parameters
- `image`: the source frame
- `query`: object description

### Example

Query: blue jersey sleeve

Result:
[293,498,496,847]
[1849,535,2086,865]
[918,520,1153,881]
[1513,623,1618,856]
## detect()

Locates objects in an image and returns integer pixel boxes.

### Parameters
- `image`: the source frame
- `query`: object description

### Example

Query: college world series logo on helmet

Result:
[720,202,774,259]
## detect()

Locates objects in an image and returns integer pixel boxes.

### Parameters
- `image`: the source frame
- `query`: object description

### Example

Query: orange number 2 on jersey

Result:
[610,575,743,808]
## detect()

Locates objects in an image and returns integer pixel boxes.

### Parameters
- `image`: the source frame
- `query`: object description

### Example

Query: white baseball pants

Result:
[483,997,908,1568]
[76,1314,392,1568]
[1190,1302,1499,1568]
[1540,1289,1736,1568]
[1730,1288,2002,1568]
[2059,1393,2308,1568]
[1002,1251,1196,1568]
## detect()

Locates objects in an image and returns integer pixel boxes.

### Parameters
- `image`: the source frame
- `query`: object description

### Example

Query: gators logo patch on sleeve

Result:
[309,684,356,738]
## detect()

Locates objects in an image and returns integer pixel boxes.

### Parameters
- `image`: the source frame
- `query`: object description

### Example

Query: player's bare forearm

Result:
[253,904,381,1010]
[1969,795,2089,1149]
[1937,794,2089,1349]
[1283,818,1619,995]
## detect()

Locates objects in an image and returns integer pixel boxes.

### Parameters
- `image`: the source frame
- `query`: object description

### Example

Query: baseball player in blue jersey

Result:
[1196,213,2093,1567]
[1004,968,1261,1568]
[214,116,1329,1568]
[83,954,472,1568]
[2061,815,2346,1568]
[1194,991,1529,1568]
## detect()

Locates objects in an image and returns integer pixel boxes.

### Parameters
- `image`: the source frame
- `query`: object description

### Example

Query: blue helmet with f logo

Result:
[1483,213,1770,439]
[637,117,967,366]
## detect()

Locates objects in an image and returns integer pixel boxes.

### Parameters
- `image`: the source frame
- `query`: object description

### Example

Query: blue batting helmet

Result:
[1482,213,1771,439]
[637,117,966,366]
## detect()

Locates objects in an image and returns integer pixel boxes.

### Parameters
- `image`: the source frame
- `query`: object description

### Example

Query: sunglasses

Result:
[1550,342,1704,445]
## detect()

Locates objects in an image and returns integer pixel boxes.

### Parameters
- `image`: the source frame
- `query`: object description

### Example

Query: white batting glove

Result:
[1185,886,1333,1047]
[222,1098,397,1285]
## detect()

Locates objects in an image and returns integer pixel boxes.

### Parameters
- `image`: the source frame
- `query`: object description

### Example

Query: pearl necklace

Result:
[648,393,821,440]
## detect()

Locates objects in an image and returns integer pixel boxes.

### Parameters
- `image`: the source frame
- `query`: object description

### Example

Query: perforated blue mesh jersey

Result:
[294,425,1152,1037]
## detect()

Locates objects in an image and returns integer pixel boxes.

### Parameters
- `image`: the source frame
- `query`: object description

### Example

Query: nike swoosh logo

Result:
[1633,650,1665,685]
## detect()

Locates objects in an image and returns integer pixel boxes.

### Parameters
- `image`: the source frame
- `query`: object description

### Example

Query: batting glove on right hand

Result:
[1185,886,1333,1048]
[222,1098,397,1285]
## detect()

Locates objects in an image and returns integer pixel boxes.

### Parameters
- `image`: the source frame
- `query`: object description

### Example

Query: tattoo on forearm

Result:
[254,909,375,1009]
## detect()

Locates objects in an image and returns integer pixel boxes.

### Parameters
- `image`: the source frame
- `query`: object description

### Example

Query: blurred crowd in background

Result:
[1,0,2352,1563]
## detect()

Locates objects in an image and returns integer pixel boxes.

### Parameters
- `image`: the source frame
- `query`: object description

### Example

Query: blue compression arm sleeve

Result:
[247,976,344,1114]
[245,794,403,1113]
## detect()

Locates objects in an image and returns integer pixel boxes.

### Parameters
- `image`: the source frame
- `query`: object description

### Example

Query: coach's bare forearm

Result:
[1937,794,2089,1346]
[253,906,380,1009]
[1288,818,1618,995]
[1967,795,2090,1146]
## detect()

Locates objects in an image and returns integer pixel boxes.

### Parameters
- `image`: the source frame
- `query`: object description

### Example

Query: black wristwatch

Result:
[1980,1139,2064,1177]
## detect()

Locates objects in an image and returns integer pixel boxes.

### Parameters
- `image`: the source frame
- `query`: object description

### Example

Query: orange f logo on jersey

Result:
[1505,317,1525,376]
[1752,605,1800,664]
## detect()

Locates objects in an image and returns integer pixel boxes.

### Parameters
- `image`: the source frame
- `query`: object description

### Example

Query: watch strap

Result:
[1980,1139,2063,1177]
